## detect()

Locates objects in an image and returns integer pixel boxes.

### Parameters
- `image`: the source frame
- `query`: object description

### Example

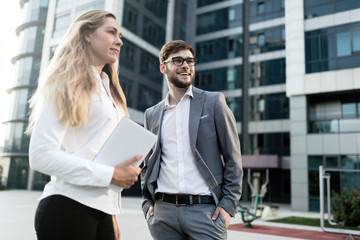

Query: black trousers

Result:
[35,195,115,240]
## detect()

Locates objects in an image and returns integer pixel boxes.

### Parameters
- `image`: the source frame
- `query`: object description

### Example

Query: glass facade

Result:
[196,35,242,63]
[3,122,30,154]
[226,97,242,121]
[4,0,49,190]
[249,132,290,156]
[250,58,286,87]
[249,0,284,24]
[197,0,223,7]
[305,22,360,73]
[308,92,360,133]
[195,66,242,91]
[119,38,163,112]
[308,155,360,211]
[250,93,289,120]
[250,25,285,55]
[304,0,360,19]
[122,0,167,48]
[196,4,242,35]
[14,57,41,87]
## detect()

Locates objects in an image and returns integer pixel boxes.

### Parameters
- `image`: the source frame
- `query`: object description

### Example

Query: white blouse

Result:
[29,68,125,214]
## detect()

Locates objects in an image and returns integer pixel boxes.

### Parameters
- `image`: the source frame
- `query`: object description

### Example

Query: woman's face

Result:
[86,17,123,67]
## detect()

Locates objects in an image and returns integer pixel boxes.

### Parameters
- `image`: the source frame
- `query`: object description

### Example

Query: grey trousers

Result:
[147,201,227,240]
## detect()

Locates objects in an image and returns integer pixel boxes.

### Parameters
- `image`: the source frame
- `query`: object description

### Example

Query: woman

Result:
[27,10,141,240]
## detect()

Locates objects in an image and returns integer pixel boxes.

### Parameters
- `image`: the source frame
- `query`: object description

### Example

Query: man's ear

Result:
[159,63,167,75]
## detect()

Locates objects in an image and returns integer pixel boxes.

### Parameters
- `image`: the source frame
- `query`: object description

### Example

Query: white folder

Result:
[94,117,157,192]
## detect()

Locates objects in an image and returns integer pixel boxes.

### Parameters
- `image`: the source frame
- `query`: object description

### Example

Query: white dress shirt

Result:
[156,85,211,195]
[29,67,125,214]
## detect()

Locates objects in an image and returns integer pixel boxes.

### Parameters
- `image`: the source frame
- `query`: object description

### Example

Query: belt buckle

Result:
[175,195,186,206]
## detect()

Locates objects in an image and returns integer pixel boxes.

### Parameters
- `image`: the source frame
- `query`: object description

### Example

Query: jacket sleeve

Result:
[214,92,243,217]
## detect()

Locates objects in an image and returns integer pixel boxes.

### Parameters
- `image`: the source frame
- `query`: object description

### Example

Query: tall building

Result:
[286,0,360,211]
[2,0,359,212]
[1,0,49,190]
[188,0,360,211]
[189,0,290,205]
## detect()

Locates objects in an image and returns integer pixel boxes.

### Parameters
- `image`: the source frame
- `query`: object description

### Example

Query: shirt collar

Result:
[165,85,193,109]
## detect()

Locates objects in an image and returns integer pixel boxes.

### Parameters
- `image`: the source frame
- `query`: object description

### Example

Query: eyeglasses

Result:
[163,57,197,66]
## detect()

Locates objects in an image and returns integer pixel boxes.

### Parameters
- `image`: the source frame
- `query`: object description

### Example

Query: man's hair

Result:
[159,40,194,63]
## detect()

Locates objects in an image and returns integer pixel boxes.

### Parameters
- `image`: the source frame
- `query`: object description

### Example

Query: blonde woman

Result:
[28,10,141,240]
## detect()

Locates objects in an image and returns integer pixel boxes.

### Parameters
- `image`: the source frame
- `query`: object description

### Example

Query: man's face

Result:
[160,50,196,89]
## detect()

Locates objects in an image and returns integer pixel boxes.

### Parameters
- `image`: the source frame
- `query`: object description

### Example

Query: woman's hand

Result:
[112,215,120,240]
[110,155,142,189]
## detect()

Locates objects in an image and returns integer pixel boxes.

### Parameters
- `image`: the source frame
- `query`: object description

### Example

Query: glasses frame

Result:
[163,57,197,67]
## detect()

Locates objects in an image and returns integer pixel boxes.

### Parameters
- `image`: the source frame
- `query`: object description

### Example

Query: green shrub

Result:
[331,186,360,227]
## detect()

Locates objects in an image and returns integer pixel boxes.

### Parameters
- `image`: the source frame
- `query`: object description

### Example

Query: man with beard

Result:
[141,40,243,240]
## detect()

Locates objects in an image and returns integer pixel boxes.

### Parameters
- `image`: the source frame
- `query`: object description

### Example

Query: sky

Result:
[0,2,22,148]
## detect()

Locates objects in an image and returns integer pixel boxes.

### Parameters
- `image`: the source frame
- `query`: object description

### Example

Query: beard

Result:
[166,69,195,89]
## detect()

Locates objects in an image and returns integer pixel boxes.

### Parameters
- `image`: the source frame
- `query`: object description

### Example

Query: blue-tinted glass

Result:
[250,0,284,23]
[336,32,351,57]
[3,122,30,153]
[306,37,320,61]
[326,157,338,167]
[353,31,360,52]
[258,33,265,46]
[144,0,167,20]
[197,0,223,7]
[123,2,139,35]
[142,16,166,48]
[119,38,136,70]
[195,66,242,91]
[249,132,290,156]
[342,102,356,118]
[250,58,286,87]
[226,97,242,121]
[196,36,242,63]
[137,85,162,111]
[335,0,360,14]
[197,8,228,35]
[257,2,265,15]
[341,155,357,169]
[305,4,332,19]
[250,93,289,120]
[53,13,71,37]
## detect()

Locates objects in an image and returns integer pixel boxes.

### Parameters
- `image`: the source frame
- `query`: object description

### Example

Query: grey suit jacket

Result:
[141,86,243,217]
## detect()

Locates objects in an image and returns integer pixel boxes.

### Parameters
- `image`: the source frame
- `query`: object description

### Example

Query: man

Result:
[141,40,243,240]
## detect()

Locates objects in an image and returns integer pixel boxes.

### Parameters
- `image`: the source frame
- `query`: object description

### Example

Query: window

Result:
[258,33,265,46]
[305,22,360,73]
[336,32,351,57]
[53,13,70,38]
[342,102,357,118]
[229,9,236,21]
[257,2,265,15]
[353,31,360,52]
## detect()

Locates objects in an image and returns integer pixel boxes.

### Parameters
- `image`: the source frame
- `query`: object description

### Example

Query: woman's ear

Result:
[85,33,92,44]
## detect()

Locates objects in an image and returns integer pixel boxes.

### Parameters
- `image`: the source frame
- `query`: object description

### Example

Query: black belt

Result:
[155,192,215,206]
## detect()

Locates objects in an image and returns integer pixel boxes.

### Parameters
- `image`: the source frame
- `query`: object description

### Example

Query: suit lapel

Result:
[189,87,205,153]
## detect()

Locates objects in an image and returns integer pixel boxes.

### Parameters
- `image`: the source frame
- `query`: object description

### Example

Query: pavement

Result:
[0,190,359,240]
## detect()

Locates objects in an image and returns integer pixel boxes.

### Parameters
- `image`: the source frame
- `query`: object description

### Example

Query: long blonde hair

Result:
[27,10,128,133]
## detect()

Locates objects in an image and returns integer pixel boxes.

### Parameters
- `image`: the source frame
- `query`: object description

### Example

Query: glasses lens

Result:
[172,58,184,66]
[186,58,196,66]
